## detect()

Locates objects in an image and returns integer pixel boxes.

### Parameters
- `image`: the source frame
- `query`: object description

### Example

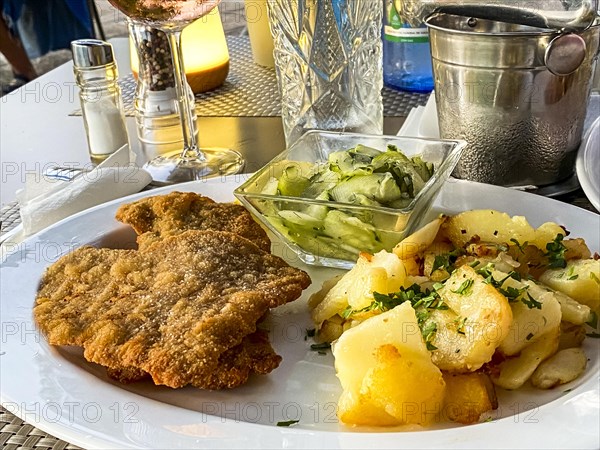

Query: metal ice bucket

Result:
[426,13,600,187]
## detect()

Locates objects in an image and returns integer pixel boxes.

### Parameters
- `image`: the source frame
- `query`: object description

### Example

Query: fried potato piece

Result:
[115,191,271,252]
[34,230,310,389]
[443,372,497,424]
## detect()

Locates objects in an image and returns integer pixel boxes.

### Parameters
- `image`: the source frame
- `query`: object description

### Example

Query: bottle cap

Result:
[71,39,115,68]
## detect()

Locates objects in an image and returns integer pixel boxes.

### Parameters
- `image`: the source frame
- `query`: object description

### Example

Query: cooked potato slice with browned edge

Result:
[531,348,588,389]
[443,372,498,424]
[311,251,406,332]
[333,302,445,426]
[492,327,560,390]
[429,266,513,372]
[393,215,447,260]
[441,209,565,250]
[540,259,600,312]
[496,272,563,356]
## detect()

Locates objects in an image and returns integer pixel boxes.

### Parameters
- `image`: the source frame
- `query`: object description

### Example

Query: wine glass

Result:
[108,0,244,184]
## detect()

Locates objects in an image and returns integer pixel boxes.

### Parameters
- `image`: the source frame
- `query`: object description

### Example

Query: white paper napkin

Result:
[16,145,152,237]
[398,93,440,138]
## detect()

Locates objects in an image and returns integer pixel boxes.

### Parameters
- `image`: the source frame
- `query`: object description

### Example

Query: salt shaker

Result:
[71,39,129,164]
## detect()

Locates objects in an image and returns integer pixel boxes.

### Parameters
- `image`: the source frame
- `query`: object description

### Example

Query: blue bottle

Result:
[383,0,434,93]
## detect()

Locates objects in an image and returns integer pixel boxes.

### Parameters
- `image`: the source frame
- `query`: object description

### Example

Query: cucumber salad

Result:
[261,144,435,261]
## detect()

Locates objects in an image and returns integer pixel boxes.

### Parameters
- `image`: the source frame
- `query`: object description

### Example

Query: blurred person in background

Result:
[1,0,93,93]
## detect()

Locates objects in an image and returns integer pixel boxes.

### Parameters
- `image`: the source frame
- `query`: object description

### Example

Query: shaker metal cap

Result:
[71,39,115,68]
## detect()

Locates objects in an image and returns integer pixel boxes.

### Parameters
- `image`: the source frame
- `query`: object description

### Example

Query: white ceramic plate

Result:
[577,116,600,211]
[1,177,599,449]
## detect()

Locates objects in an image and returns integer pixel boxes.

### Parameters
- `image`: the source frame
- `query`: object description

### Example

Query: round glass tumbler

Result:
[111,0,244,184]
[268,0,384,145]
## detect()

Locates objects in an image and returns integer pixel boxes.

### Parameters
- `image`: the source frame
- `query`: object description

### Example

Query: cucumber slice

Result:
[330,173,402,205]
[302,169,341,199]
[328,150,373,177]
[277,164,311,197]
[278,210,323,231]
[351,144,382,158]
[411,156,434,183]
[260,177,279,195]
[323,210,384,254]
[304,190,331,220]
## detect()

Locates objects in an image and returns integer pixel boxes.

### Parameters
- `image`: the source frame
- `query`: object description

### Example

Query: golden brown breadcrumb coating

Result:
[34,230,310,389]
[115,191,271,252]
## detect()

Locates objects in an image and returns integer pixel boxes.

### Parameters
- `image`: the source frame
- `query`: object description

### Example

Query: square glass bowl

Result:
[234,131,466,269]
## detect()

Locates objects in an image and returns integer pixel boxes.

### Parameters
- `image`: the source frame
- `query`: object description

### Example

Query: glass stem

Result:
[166,29,203,161]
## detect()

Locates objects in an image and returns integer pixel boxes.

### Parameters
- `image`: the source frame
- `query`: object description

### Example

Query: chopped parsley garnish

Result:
[454,316,467,335]
[522,293,542,309]
[497,285,528,303]
[421,321,438,350]
[432,255,450,273]
[310,342,331,351]
[476,264,521,288]
[545,234,567,269]
[431,249,465,274]
[586,311,598,329]
[343,285,448,351]
[566,266,579,281]
[590,272,600,285]
[586,332,600,338]
[510,238,529,254]
[277,420,299,427]
[526,332,534,341]
[451,278,474,295]
[476,264,540,308]
[306,328,316,337]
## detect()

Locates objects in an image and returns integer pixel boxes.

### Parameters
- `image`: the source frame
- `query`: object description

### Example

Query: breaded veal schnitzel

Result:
[116,191,272,252]
[35,230,311,389]
[34,193,311,389]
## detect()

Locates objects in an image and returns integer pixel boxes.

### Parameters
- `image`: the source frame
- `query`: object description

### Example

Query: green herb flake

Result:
[545,234,567,269]
[476,264,496,285]
[306,328,316,338]
[277,420,299,427]
[563,389,573,393]
[526,332,534,341]
[452,279,474,295]
[566,266,579,281]
[522,293,542,310]
[590,272,600,285]
[454,316,467,335]
[310,342,331,351]
[432,255,449,273]
[586,311,598,330]
[586,332,600,338]
[510,238,529,254]
[498,285,528,303]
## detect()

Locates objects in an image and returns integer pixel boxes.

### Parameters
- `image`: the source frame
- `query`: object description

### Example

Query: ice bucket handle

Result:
[398,0,599,32]
[545,33,587,76]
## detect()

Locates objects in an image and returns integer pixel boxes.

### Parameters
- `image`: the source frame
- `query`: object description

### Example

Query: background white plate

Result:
[577,116,600,211]
[1,177,599,449]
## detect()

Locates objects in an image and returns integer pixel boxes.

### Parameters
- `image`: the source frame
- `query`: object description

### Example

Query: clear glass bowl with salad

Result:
[234,131,466,269]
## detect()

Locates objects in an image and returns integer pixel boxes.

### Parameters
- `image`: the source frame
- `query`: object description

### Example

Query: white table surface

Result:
[0,38,138,207]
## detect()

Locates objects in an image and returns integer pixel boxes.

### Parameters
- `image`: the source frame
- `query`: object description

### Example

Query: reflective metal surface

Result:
[395,0,599,32]
[427,13,600,187]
